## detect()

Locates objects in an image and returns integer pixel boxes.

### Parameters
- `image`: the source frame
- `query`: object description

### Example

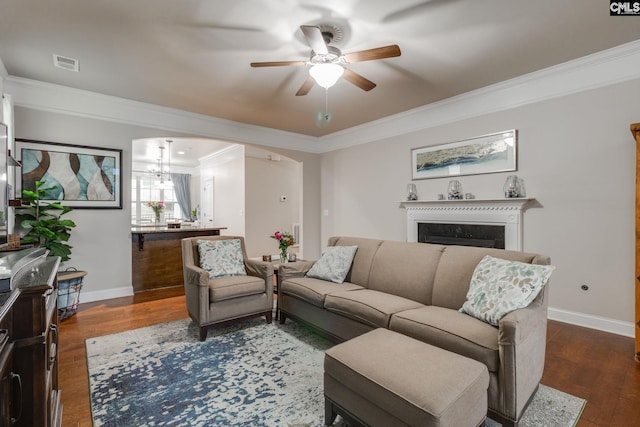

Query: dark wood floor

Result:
[58,287,640,427]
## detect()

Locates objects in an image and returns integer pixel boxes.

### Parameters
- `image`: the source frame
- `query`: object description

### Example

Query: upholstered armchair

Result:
[181,235,273,341]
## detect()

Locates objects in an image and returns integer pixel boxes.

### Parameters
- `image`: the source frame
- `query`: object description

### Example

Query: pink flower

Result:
[270,231,295,249]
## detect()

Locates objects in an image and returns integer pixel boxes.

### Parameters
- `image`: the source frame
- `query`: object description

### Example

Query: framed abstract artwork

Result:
[16,138,123,209]
[411,130,517,180]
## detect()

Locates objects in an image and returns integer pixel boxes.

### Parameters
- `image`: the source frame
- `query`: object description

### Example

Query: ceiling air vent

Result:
[52,54,79,72]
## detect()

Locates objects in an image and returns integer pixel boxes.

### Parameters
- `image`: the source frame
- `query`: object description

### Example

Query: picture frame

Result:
[411,129,517,180]
[16,138,123,209]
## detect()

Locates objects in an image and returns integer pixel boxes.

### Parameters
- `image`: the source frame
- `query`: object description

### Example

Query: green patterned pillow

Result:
[197,239,247,279]
[460,255,555,326]
[306,245,358,284]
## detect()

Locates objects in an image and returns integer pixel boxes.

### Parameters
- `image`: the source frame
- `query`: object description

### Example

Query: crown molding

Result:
[4,39,640,154]
[318,39,640,151]
[0,58,7,79]
[4,76,322,153]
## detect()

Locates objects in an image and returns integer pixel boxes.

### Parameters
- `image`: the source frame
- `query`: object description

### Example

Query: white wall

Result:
[199,145,245,236]
[321,78,640,334]
[245,155,301,258]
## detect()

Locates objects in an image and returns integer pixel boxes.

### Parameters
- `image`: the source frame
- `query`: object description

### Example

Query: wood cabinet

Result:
[632,122,640,363]
[131,227,225,292]
[0,251,62,426]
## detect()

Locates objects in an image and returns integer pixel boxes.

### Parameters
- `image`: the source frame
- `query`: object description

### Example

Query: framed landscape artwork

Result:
[411,130,517,180]
[16,139,123,209]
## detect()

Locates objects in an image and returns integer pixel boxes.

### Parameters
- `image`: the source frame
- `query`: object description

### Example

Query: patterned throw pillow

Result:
[306,245,358,284]
[460,255,555,326]
[198,239,247,279]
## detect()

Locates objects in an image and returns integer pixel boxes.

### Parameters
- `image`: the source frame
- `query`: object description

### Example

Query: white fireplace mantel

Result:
[398,198,535,251]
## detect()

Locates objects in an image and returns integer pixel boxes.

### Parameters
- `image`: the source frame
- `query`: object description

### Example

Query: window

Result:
[131,173,181,223]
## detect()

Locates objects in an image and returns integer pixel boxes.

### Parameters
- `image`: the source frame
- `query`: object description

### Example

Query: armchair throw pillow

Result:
[460,255,555,326]
[198,239,247,279]
[306,245,358,284]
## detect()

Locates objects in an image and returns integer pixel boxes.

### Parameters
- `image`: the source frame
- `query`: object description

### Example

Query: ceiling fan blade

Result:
[343,69,377,91]
[296,76,315,96]
[250,60,307,67]
[344,45,401,63]
[300,25,328,55]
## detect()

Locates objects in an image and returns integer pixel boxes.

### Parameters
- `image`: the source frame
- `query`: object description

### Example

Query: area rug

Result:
[86,318,585,427]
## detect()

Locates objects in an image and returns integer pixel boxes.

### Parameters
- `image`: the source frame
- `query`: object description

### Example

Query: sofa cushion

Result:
[431,245,548,310]
[325,289,424,329]
[209,275,265,302]
[281,277,364,308]
[460,255,555,326]
[390,306,499,372]
[306,245,358,284]
[367,240,445,305]
[328,237,384,286]
[198,239,247,279]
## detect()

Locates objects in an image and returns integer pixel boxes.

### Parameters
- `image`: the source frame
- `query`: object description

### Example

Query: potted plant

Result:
[15,180,86,320]
[15,180,76,261]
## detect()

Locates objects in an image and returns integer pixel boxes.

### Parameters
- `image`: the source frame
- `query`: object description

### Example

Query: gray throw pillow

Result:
[306,245,358,284]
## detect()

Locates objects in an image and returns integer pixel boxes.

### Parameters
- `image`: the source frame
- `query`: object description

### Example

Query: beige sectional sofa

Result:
[277,236,551,427]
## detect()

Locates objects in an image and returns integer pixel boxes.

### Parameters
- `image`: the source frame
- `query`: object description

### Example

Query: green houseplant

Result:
[15,180,76,262]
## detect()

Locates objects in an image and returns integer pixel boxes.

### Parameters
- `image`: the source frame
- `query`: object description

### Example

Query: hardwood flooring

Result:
[59,287,640,427]
[59,287,188,427]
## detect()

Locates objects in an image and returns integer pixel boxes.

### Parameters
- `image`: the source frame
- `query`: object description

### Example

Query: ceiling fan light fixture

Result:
[309,63,344,89]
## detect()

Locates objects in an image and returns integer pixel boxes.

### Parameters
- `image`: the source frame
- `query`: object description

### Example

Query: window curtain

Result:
[171,173,192,220]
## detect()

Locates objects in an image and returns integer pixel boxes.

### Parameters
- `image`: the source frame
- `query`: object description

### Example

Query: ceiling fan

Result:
[250,25,401,96]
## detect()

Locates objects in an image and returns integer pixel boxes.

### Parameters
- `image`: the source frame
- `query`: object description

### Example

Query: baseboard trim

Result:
[548,307,635,338]
[79,286,134,304]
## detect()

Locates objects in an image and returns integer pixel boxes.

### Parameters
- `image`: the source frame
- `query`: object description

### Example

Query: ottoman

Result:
[324,328,489,427]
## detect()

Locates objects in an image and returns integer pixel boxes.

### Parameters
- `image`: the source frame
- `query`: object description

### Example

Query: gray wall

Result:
[5,62,638,334]
[245,154,302,258]
[320,78,640,328]
[11,106,323,300]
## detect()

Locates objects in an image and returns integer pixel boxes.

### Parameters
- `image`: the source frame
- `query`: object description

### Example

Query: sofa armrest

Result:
[278,260,315,280]
[498,303,546,346]
[277,260,316,290]
[184,263,210,287]
[183,263,211,324]
[496,285,549,420]
[245,259,274,279]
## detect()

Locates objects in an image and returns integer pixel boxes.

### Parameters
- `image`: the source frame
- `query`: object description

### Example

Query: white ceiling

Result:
[1,0,640,160]
[132,137,235,168]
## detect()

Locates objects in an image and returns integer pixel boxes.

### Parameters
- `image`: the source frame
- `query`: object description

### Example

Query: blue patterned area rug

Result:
[86,318,585,427]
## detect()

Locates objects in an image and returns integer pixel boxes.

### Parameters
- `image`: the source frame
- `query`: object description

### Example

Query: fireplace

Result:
[400,199,532,251]
[418,222,505,249]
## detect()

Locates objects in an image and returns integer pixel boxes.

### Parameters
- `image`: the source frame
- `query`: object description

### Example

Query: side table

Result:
[271,260,306,321]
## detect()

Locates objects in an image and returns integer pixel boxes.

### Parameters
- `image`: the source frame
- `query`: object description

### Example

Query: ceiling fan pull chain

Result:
[324,88,331,123]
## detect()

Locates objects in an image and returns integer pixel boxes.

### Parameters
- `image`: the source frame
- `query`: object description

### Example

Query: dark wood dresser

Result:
[0,248,62,426]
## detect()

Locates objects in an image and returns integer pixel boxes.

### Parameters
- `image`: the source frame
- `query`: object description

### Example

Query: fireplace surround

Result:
[399,198,533,251]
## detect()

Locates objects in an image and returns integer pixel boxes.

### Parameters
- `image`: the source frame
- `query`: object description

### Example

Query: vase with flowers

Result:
[271,230,295,263]
[147,201,165,224]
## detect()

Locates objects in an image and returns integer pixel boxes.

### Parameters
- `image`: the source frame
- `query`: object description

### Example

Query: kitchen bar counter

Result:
[131,226,226,250]
[131,225,226,292]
